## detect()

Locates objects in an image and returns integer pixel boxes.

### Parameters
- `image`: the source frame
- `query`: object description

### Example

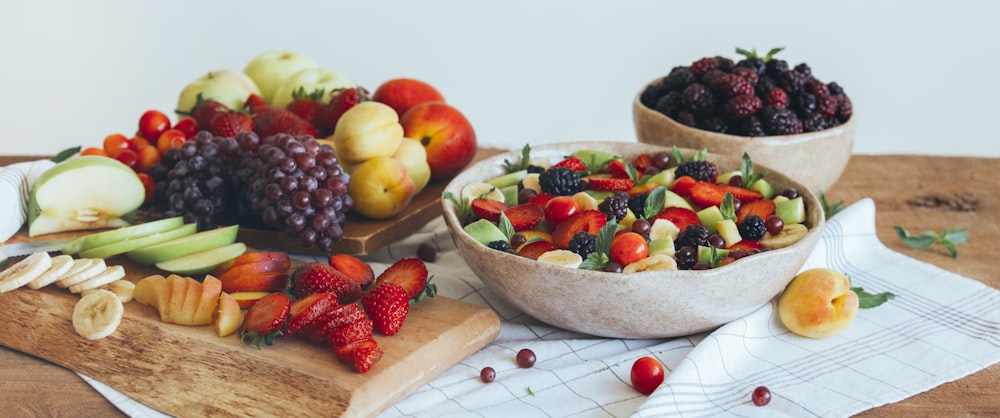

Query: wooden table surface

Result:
[2,153,998,417]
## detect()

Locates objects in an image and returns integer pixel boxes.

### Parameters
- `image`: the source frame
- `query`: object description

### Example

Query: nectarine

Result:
[777,268,859,338]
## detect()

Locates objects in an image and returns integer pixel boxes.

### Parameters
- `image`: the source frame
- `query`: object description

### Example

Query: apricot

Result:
[777,268,859,338]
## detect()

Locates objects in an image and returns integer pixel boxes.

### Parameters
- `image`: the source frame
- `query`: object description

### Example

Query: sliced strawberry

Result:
[728,239,764,252]
[285,292,340,336]
[470,198,508,223]
[551,210,607,249]
[632,153,654,174]
[502,203,544,231]
[671,175,697,197]
[552,156,587,171]
[303,304,365,344]
[651,207,701,232]
[327,318,374,347]
[736,199,776,224]
[239,292,290,347]
[373,257,429,300]
[516,239,559,260]
[528,192,554,208]
[329,253,375,289]
[688,181,763,207]
[362,283,410,336]
[585,174,634,191]
[333,338,376,364]
[289,262,361,304]
[333,338,383,373]
[604,158,630,178]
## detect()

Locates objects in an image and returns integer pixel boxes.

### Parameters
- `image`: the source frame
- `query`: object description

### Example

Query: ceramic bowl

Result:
[633,78,854,193]
[441,141,825,339]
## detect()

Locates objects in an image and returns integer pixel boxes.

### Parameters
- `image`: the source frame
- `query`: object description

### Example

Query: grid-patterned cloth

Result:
[80,198,1000,417]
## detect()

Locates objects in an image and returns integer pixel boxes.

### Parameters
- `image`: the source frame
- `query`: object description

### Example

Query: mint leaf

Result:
[819,192,844,220]
[642,186,666,220]
[580,218,618,270]
[852,286,896,309]
[498,212,515,241]
[707,246,725,268]
[503,144,531,171]
[625,161,639,182]
[894,226,969,258]
[720,193,736,221]
[51,146,81,163]
[739,152,768,189]
[670,146,707,164]
[443,191,472,221]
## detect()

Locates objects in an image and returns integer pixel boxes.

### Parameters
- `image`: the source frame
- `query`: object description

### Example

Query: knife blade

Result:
[1,238,74,259]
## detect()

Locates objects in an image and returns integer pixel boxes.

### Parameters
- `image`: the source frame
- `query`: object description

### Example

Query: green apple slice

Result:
[28,156,146,237]
[463,219,507,246]
[776,197,806,224]
[696,206,724,235]
[127,225,240,266]
[662,189,693,210]
[77,223,198,259]
[155,242,247,276]
[62,216,185,255]
[487,170,526,189]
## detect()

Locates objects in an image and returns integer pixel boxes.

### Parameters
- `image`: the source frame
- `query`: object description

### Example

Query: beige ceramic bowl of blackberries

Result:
[633,48,854,193]
[441,141,825,338]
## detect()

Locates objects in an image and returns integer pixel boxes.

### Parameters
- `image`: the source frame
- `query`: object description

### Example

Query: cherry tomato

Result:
[80,147,108,157]
[135,144,161,172]
[129,135,152,151]
[136,172,155,206]
[544,196,580,227]
[173,116,199,139]
[609,232,648,266]
[630,356,665,395]
[138,110,171,141]
[102,133,131,157]
[114,148,138,170]
[157,129,188,154]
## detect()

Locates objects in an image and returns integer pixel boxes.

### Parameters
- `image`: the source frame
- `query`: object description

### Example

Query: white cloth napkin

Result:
[0,159,54,242]
[77,198,1000,417]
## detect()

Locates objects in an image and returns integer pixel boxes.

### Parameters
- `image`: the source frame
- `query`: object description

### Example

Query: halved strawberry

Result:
[333,338,383,373]
[516,239,559,260]
[728,239,764,252]
[688,181,763,207]
[632,153,654,174]
[502,203,544,231]
[671,175,697,197]
[373,257,429,300]
[552,156,587,171]
[329,253,375,289]
[239,292,290,347]
[736,199,776,224]
[651,207,701,232]
[288,262,361,304]
[303,304,365,344]
[604,158,630,178]
[470,198,508,223]
[285,292,340,336]
[362,282,410,336]
[551,210,607,249]
[327,318,374,347]
[585,174,634,191]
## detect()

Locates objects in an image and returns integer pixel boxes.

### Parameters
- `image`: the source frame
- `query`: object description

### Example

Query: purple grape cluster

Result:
[149,132,240,230]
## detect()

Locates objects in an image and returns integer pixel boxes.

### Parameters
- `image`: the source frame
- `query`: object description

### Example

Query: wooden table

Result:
[2,154,998,417]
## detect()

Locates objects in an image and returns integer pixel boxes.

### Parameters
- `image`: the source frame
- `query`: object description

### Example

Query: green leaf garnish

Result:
[526,386,535,397]
[735,46,784,62]
[707,246,725,268]
[720,193,736,221]
[413,276,437,302]
[498,212,515,241]
[443,191,472,221]
[852,286,896,309]
[641,186,666,220]
[894,226,969,258]
[625,161,639,182]
[51,146,81,163]
[503,144,532,172]
[670,146,709,165]
[579,218,618,270]
[819,192,844,220]
[739,153,768,189]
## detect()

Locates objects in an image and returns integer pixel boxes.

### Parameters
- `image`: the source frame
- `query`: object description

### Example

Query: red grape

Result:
[752,386,771,406]
[516,349,536,368]
[480,367,496,383]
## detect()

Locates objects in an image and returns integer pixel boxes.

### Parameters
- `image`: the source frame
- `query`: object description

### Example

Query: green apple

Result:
[776,196,806,224]
[127,224,240,266]
[347,157,416,219]
[716,219,742,248]
[573,149,620,169]
[176,70,261,115]
[750,178,777,199]
[646,168,676,188]
[78,223,197,259]
[463,218,506,246]
[647,237,675,257]
[698,245,731,264]
[28,156,146,237]
[663,189,693,210]
[392,137,432,193]
[155,242,247,277]
[696,206,724,235]
[271,67,353,109]
[62,216,184,254]
[243,50,317,104]
[487,169,526,189]
[334,101,404,163]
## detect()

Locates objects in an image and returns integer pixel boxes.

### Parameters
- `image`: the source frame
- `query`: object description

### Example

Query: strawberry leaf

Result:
[819,192,844,220]
[739,152,768,189]
[413,276,437,302]
[503,144,532,172]
[852,286,896,309]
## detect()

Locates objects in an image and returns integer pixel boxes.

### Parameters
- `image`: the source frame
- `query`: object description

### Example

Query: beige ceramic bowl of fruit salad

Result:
[441,141,825,339]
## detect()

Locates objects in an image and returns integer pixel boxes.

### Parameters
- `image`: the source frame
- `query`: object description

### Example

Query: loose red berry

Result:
[480,367,496,383]
[751,385,771,406]
[516,348,536,368]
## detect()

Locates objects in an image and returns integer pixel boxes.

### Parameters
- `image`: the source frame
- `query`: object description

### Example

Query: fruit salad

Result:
[445,145,811,272]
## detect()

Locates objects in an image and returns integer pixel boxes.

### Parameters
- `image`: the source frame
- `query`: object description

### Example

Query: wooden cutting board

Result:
[0,242,501,417]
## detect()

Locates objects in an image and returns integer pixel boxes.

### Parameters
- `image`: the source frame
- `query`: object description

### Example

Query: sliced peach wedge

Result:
[214,251,290,277]
[214,292,243,337]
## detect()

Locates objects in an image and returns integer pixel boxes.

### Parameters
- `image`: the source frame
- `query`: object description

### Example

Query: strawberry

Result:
[208,111,254,137]
[327,318,374,347]
[470,198,507,223]
[502,203,544,231]
[551,210,607,249]
[244,93,268,113]
[189,97,229,129]
[585,174,634,191]
[239,292,290,347]
[688,181,763,207]
[552,156,587,172]
[728,239,764,252]
[289,262,362,304]
[736,199,776,224]
[305,304,365,344]
[528,192,554,208]
[651,207,700,232]
[333,338,382,373]
[253,107,316,139]
[373,257,431,300]
[516,239,559,260]
[285,292,339,336]
[329,253,375,289]
[604,159,630,178]
[319,87,370,135]
[671,175,697,197]
[362,282,410,336]
[285,87,327,129]
[632,153,654,174]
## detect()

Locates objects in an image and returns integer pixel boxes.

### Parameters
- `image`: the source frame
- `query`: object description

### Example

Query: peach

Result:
[778,268,859,338]
[213,251,290,277]
[133,274,167,307]
[217,259,288,284]
[372,78,445,118]
[164,274,189,324]
[230,291,272,309]
[192,275,223,325]
[221,271,289,294]
[400,102,477,180]
[214,292,243,337]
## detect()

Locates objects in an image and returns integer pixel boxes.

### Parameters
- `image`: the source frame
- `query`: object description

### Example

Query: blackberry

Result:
[487,240,511,252]
[538,167,583,196]
[764,88,789,108]
[794,63,812,77]
[674,111,697,127]
[800,111,827,133]
[675,160,719,182]
[526,165,545,174]
[689,57,719,77]
[661,67,696,92]
[654,91,684,118]
[714,74,754,97]
[675,245,697,270]
[567,232,597,258]
[779,70,808,94]
[714,56,735,73]
[681,83,716,116]
[738,215,767,241]
[627,193,648,218]
[817,95,840,118]
[765,59,789,77]
[640,79,672,109]
[675,224,710,250]
[827,82,845,95]
[739,116,767,137]
[731,67,759,86]
[755,76,780,97]
[836,95,853,121]
[701,69,728,88]
[697,116,729,134]
[725,95,763,120]
[736,57,766,75]
[804,78,830,97]
[791,93,817,114]
[760,105,803,135]
[598,194,628,221]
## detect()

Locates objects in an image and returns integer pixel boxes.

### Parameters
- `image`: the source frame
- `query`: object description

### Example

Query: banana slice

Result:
[27,254,75,289]
[69,265,126,294]
[56,258,107,288]
[72,289,124,340]
[648,218,681,241]
[760,223,809,250]
[82,279,135,303]
[0,252,52,293]
[623,254,678,273]
[536,249,583,269]
[572,192,599,211]
[461,182,505,203]
[521,173,542,193]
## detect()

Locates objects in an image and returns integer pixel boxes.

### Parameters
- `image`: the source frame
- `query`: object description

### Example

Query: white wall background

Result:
[2,0,998,157]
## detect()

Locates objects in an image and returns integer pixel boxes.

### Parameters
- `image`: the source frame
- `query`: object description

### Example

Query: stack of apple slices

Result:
[133,274,243,337]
